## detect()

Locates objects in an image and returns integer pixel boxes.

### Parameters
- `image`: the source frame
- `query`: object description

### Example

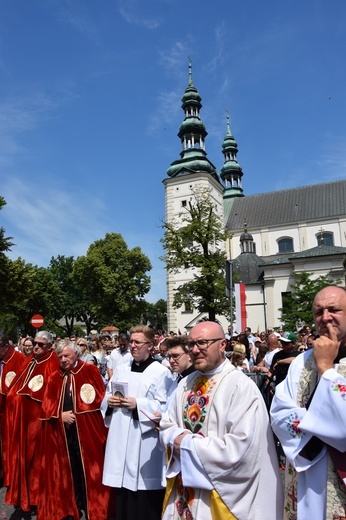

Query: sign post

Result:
[30,314,44,329]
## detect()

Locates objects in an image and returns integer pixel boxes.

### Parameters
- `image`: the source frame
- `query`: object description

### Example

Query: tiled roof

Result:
[233,245,346,283]
[260,245,346,267]
[226,179,346,230]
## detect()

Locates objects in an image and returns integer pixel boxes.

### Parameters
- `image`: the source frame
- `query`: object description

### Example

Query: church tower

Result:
[163,61,224,333]
[220,112,244,223]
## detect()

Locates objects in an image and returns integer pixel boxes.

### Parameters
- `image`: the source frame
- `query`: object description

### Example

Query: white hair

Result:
[55,340,81,357]
[35,330,53,343]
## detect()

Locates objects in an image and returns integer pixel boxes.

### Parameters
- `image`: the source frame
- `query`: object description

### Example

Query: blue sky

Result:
[1,0,346,302]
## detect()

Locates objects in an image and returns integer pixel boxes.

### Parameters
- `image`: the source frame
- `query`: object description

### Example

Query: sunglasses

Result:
[33,341,46,348]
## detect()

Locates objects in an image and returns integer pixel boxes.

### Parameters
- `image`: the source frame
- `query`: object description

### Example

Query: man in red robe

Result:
[0,333,26,480]
[38,341,111,520]
[5,330,59,515]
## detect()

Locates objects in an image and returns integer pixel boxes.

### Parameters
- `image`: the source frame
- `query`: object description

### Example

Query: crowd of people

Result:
[0,285,345,519]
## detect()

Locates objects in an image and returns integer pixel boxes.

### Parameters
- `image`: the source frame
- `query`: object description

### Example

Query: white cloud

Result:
[57,8,99,42]
[158,41,191,77]
[318,135,346,179]
[0,87,77,167]
[206,22,226,74]
[117,0,163,29]
[147,88,181,135]
[3,177,111,267]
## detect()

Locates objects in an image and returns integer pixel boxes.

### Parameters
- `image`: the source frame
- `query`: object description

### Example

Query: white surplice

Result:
[160,359,283,520]
[102,360,172,491]
[270,351,346,520]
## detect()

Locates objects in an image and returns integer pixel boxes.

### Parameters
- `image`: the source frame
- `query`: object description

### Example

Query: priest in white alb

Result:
[271,286,346,520]
[160,321,283,520]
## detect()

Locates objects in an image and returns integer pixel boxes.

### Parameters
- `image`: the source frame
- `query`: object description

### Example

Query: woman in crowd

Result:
[90,336,108,378]
[22,336,34,357]
[77,338,96,365]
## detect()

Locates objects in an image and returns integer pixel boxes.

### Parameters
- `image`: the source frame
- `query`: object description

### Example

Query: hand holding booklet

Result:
[140,409,161,423]
[111,381,128,398]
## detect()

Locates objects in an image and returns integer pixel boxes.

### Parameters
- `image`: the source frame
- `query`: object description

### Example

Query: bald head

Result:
[188,321,226,373]
[267,333,279,351]
[312,286,346,343]
[191,321,225,339]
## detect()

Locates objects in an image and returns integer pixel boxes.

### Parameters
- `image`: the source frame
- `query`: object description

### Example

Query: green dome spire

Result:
[221,110,244,200]
[166,59,220,183]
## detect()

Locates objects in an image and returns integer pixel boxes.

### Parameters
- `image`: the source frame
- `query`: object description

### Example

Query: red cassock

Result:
[37,359,111,520]
[0,348,26,478]
[4,350,60,511]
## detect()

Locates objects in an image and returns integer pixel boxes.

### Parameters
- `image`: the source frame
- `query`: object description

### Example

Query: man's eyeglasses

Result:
[166,352,186,361]
[33,341,46,348]
[186,338,223,352]
[129,340,150,348]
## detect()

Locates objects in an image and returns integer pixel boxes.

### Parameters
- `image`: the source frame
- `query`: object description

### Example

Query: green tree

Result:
[143,299,167,331]
[73,233,152,330]
[161,187,229,322]
[279,272,341,330]
[0,258,36,337]
[0,196,14,257]
[48,255,96,336]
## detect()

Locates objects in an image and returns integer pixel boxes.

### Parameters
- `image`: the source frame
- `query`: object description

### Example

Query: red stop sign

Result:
[30,314,44,329]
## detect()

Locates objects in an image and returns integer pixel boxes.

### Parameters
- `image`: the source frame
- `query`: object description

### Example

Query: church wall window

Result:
[281,291,291,312]
[183,301,193,313]
[277,237,294,253]
[316,231,334,246]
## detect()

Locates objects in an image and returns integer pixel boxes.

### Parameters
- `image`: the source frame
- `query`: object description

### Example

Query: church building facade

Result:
[163,64,346,334]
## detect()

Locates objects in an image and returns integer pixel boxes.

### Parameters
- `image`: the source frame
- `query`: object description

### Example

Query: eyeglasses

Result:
[166,352,186,361]
[186,338,224,352]
[33,341,46,348]
[78,343,87,347]
[129,340,150,348]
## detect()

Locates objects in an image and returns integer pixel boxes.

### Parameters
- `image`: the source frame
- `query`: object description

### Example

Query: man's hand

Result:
[314,323,339,377]
[62,410,75,425]
[173,431,191,458]
[107,395,123,408]
[120,396,137,410]
[108,395,137,410]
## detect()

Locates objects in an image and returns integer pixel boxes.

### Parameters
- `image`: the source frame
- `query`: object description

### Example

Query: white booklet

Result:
[111,381,128,398]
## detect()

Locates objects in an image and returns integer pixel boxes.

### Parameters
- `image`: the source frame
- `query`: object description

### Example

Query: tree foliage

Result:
[47,255,93,336]
[161,187,229,322]
[279,272,341,330]
[143,298,167,331]
[73,233,152,330]
[0,194,159,337]
[0,258,37,336]
[0,197,14,258]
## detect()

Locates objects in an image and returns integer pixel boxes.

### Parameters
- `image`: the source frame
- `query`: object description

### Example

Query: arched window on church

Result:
[277,237,294,253]
[316,231,334,246]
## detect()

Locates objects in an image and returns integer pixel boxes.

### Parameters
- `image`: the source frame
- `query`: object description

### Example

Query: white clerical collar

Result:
[201,358,229,377]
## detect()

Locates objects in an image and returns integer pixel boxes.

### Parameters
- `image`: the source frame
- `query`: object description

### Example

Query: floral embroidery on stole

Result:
[172,375,216,520]
[173,368,236,520]
[284,356,346,520]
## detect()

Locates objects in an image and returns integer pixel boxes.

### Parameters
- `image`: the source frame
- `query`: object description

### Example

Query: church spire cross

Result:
[188,56,193,87]
[226,109,232,136]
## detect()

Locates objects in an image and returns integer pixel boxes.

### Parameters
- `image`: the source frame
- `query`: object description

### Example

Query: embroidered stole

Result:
[284,357,346,520]
[165,365,237,520]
